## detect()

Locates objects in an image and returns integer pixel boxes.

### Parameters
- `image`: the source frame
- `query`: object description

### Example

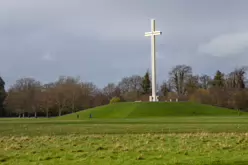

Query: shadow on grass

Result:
[0,156,11,163]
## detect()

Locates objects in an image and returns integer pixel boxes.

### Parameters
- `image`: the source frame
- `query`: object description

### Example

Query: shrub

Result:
[109,97,121,104]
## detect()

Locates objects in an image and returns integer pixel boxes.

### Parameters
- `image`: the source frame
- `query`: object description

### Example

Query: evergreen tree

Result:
[0,76,6,116]
[212,70,225,87]
[141,70,151,94]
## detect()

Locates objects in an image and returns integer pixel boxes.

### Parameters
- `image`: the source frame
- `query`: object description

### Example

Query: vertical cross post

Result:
[145,19,162,102]
[151,19,156,102]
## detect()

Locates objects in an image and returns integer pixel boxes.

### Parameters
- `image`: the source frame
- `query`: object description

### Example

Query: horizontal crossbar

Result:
[145,31,162,37]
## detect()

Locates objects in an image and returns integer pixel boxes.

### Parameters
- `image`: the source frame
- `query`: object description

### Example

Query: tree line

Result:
[0,64,248,117]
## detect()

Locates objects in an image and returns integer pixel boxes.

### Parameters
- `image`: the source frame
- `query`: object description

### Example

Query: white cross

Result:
[145,19,162,102]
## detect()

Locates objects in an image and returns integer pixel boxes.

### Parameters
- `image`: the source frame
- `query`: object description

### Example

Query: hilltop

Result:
[58,102,245,119]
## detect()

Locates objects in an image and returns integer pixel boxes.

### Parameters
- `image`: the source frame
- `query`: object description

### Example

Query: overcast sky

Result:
[1,0,248,88]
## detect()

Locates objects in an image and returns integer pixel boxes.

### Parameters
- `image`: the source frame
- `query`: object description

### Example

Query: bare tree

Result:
[103,83,117,100]
[62,76,81,113]
[185,75,200,95]
[118,75,143,93]
[5,89,25,117]
[103,83,121,101]
[38,85,55,117]
[169,65,192,95]
[7,78,42,117]
[80,82,99,108]
[91,88,108,107]
[159,81,172,97]
[117,75,143,101]
[226,67,248,89]
[199,74,211,89]
[52,77,71,116]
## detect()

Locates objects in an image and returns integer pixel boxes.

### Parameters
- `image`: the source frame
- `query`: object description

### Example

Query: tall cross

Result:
[145,19,162,102]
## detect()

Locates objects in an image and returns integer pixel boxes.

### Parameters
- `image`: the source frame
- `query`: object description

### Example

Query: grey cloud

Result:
[198,32,248,57]
[1,0,248,88]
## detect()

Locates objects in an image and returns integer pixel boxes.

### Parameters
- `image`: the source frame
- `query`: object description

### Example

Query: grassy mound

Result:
[58,102,246,120]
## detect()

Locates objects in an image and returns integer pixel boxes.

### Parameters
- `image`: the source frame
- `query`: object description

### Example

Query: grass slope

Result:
[59,102,246,120]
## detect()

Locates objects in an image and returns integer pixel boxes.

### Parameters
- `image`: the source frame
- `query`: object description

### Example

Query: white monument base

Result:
[149,96,159,102]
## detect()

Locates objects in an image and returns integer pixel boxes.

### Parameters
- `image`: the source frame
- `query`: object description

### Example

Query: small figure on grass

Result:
[77,114,79,119]
[89,113,92,119]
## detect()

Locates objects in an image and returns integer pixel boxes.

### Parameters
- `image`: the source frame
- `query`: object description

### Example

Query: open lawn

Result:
[2,117,248,136]
[1,132,248,165]
[1,117,248,164]
[1,103,248,164]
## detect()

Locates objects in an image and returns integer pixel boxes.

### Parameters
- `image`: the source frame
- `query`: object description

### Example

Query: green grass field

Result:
[1,102,248,165]
[59,102,246,119]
